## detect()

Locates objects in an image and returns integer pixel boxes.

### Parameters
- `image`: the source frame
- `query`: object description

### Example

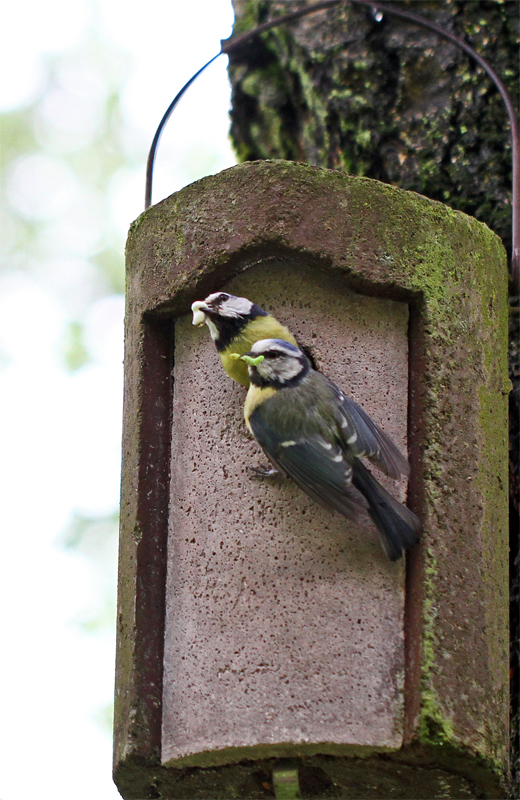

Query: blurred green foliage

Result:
[0,36,132,736]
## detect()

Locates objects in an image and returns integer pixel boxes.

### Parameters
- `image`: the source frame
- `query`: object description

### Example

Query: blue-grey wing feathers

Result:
[248,374,420,560]
[248,421,367,520]
[329,380,409,480]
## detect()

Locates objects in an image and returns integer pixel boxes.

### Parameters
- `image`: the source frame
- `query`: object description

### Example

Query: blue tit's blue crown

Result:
[248,338,302,356]
[246,338,310,389]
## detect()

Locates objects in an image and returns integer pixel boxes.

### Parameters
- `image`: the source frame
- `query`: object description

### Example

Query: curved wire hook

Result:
[145,0,519,288]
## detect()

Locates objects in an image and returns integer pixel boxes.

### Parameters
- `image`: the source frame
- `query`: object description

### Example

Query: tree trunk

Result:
[227,0,518,262]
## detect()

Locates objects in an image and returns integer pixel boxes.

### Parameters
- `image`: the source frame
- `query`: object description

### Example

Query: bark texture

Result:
[227,0,518,263]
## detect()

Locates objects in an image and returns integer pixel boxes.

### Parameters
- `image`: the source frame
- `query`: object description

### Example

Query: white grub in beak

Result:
[191,300,208,327]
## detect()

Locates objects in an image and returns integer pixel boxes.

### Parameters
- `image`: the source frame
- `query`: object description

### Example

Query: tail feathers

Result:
[352,460,421,561]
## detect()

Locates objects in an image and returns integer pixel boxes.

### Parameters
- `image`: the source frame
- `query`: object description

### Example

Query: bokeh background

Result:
[0,2,235,797]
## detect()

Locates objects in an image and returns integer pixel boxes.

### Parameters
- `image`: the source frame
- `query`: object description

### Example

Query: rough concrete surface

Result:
[162,263,409,766]
[114,161,510,798]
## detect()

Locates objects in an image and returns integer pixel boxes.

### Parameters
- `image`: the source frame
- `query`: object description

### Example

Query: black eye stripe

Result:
[208,293,229,308]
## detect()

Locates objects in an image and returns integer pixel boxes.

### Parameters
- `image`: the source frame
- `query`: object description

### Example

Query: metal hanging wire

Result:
[144,0,519,289]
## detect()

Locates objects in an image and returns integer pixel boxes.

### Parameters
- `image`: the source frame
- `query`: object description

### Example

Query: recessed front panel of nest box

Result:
[161,262,409,767]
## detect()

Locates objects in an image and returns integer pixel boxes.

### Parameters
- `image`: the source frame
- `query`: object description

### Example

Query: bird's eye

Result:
[265,351,280,359]
[208,293,228,308]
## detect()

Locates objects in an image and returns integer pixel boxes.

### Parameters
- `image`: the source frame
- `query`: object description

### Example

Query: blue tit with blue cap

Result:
[233,338,421,561]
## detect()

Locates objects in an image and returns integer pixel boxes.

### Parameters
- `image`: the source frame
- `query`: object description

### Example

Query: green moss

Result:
[420,709,456,747]
[230,0,260,36]
[417,545,456,748]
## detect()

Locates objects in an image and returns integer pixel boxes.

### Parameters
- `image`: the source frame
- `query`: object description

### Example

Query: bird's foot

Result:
[247,463,282,479]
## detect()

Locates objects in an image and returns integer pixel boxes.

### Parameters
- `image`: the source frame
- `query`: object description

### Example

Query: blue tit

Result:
[191,292,298,387]
[236,338,421,561]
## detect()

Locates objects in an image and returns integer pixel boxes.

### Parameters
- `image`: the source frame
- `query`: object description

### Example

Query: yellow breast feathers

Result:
[243,384,277,433]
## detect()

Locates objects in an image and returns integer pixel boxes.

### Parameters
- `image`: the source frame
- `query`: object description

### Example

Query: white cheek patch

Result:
[259,358,299,385]
[221,296,254,317]
[205,317,219,342]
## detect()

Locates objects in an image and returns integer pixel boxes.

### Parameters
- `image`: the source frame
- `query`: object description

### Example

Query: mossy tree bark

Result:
[227,0,519,789]
[227,0,518,263]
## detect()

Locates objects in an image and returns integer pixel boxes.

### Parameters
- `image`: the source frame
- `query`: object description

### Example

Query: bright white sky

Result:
[0,2,235,798]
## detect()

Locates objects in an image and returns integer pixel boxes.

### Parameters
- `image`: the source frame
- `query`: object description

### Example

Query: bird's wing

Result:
[248,410,367,520]
[328,381,409,480]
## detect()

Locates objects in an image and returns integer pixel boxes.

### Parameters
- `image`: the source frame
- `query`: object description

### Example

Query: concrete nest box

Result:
[114,161,510,799]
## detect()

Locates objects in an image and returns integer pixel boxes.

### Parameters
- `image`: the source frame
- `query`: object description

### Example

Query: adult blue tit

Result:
[236,338,421,561]
[191,292,298,387]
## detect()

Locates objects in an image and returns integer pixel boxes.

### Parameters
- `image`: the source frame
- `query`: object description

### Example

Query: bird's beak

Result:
[191,300,209,327]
